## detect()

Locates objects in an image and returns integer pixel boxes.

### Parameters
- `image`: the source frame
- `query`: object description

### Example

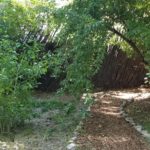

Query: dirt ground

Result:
[76,88,150,150]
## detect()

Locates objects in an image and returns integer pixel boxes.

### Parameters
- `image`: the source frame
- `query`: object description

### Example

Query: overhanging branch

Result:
[109,27,148,64]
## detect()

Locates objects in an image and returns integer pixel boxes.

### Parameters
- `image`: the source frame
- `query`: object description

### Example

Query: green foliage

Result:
[0,0,150,132]
[0,93,31,132]
[81,94,94,118]
[31,98,75,115]
[0,0,56,42]
[83,94,94,107]
[0,38,48,132]
[31,95,81,136]
[0,0,55,132]
[50,0,150,93]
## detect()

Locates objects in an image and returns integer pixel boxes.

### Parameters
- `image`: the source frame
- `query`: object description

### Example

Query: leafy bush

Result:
[51,0,150,93]
[0,39,48,132]
[0,93,31,132]
[0,0,56,132]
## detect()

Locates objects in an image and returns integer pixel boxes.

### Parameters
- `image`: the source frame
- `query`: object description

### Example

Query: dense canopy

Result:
[0,0,150,132]
[52,0,150,92]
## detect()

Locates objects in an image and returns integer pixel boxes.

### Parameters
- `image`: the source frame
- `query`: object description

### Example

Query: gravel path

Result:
[76,90,150,150]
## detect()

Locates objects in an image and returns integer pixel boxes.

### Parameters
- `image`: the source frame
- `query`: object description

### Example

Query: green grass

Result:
[0,93,93,149]
[143,123,150,132]
[31,99,76,114]
[29,94,84,137]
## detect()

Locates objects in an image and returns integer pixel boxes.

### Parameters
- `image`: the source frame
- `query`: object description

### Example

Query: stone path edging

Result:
[67,91,150,150]
[120,99,150,140]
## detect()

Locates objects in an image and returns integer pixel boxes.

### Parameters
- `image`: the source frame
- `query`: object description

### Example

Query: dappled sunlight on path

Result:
[76,88,150,150]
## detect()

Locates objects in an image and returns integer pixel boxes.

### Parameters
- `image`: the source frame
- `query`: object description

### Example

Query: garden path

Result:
[76,88,150,150]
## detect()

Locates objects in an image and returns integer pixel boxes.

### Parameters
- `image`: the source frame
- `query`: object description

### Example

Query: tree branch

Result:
[109,27,148,64]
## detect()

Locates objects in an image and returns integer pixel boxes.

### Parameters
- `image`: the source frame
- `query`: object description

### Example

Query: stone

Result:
[141,130,150,138]
[125,117,134,123]
[130,121,135,126]
[69,136,77,143]
[67,143,76,150]
[129,119,135,125]
[135,125,142,132]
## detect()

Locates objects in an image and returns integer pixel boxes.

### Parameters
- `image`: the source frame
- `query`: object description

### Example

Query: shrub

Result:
[0,0,55,132]
[0,39,48,132]
[0,92,31,132]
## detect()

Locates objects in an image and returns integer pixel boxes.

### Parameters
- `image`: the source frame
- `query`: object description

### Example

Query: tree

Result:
[0,0,56,132]
[52,0,150,93]
[0,0,57,43]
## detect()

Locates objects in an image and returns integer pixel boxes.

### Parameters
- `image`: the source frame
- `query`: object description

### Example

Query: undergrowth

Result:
[29,93,94,139]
